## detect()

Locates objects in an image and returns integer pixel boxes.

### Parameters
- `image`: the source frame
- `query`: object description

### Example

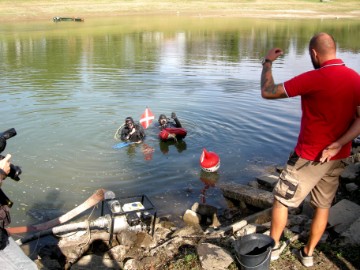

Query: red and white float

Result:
[200,148,220,172]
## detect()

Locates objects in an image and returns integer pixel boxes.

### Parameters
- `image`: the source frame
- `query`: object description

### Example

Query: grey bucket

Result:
[234,233,275,270]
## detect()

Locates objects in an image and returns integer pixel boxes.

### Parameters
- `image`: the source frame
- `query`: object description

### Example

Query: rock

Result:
[288,214,309,226]
[235,224,257,237]
[116,230,138,247]
[172,224,203,238]
[219,183,274,209]
[153,225,173,243]
[220,208,272,235]
[328,199,360,234]
[244,208,272,224]
[301,195,314,218]
[248,180,259,188]
[340,217,360,245]
[133,231,156,249]
[340,163,360,182]
[211,213,221,228]
[107,245,127,261]
[256,174,279,189]
[183,209,201,226]
[123,258,142,270]
[34,256,62,270]
[71,254,122,269]
[27,150,360,269]
[289,225,301,234]
[197,242,234,270]
[319,231,329,243]
[224,220,247,235]
[191,202,217,217]
[190,202,221,228]
[346,183,358,192]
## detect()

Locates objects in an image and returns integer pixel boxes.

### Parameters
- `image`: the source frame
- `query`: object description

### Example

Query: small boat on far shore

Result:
[53,17,84,22]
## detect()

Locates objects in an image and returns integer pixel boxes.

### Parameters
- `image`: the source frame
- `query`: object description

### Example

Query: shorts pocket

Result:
[287,151,299,166]
[273,170,299,200]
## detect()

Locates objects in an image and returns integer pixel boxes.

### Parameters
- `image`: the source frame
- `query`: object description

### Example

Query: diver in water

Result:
[120,117,145,143]
[158,112,187,141]
[158,112,182,129]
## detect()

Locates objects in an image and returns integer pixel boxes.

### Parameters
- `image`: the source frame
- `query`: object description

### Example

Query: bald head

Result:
[309,33,336,69]
[309,32,336,57]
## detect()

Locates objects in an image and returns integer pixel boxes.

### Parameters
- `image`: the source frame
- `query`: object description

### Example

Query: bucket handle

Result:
[236,247,272,269]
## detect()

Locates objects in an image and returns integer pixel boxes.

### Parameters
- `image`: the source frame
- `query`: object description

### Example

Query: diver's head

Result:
[158,114,168,126]
[125,117,134,128]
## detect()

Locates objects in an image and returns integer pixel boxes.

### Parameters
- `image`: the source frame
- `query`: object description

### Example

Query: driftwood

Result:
[7,189,105,234]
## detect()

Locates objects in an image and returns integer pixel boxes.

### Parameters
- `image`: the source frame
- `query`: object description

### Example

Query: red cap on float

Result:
[200,148,220,172]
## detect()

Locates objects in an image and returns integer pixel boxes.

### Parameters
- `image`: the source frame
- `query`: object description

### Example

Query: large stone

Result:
[191,202,217,217]
[172,224,203,238]
[71,254,122,269]
[219,183,274,209]
[256,174,279,189]
[197,242,234,270]
[107,245,127,261]
[340,163,360,182]
[190,202,221,228]
[183,209,201,226]
[123,258,142,270]
[218,208,272,236]
[235,224,258,237]
[116,230,138,247]
[328,199,360,234]
[346,183,358,192]
[340,217,360,245]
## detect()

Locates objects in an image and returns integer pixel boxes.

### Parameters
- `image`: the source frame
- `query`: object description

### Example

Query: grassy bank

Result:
[0,0,359,22]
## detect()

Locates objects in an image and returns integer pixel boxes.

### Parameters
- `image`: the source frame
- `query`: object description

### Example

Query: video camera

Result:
[0,128,22,207]
[0,128,22,181]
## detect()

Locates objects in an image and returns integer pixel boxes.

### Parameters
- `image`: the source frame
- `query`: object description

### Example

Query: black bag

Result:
[0,227,9,250]
[0,204,11,228]
[0,204,11,250]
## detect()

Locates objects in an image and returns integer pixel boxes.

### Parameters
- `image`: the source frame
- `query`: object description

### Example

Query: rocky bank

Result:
[15,145,360,269]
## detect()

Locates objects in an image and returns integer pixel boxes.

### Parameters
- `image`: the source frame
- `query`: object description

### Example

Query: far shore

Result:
[0,0,360,22]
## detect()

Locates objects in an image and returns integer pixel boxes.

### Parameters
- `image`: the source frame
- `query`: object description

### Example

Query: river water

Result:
[0,16,359,226]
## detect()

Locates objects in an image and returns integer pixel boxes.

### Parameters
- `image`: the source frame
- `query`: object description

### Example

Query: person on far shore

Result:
[260,32,360,267]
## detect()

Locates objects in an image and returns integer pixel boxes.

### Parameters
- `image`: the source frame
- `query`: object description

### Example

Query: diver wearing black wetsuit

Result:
[158,112,182,129]
[120,117,145,143]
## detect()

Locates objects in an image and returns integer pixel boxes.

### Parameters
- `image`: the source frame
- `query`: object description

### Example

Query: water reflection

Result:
[0,17,359,226]
[159,140,187,155]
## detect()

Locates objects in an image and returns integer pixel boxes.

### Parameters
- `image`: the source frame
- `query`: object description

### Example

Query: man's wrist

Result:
[261,58,272,65]
[0,169,7,180]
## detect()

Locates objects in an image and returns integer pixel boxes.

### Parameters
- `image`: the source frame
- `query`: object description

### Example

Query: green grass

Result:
[0,0,359,21]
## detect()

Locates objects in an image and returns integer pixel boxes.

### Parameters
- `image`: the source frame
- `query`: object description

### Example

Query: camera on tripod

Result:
[0,128,22,181]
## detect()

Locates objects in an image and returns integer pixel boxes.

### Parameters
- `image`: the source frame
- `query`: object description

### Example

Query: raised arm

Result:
[261,48,288,99]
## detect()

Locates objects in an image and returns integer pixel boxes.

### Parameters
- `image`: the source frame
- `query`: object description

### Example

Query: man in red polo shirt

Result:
[260,32,360,267]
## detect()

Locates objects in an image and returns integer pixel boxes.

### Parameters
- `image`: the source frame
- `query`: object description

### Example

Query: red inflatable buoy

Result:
[200,148,220,172]
[159,127,187,141]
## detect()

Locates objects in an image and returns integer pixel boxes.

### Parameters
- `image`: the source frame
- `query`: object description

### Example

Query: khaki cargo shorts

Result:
[273,152,346,208]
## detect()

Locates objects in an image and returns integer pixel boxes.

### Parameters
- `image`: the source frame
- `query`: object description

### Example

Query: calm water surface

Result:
[0,17,359,226]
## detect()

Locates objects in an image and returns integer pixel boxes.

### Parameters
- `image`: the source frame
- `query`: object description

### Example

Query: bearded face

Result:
[310,49,320,70]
